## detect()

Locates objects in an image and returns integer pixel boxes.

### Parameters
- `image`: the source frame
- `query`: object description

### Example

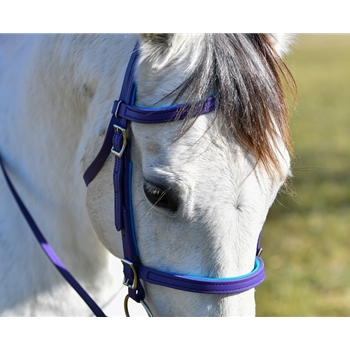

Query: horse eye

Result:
[143,181,179,213]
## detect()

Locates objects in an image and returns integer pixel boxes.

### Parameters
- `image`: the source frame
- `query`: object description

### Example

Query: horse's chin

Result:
[143,284,256,317]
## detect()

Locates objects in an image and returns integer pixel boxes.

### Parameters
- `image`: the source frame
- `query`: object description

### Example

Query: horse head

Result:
[84,34,295,316]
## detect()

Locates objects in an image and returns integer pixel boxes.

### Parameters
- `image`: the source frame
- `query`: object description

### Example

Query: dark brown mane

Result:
[171,33,296,179]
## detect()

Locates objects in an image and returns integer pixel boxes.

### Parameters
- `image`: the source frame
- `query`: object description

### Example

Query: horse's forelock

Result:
[169,34,295,180]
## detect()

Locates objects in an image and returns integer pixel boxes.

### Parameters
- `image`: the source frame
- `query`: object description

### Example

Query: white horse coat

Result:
[0,34,293,316]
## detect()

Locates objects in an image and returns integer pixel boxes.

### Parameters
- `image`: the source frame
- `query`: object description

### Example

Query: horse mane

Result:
[168,33,296,179]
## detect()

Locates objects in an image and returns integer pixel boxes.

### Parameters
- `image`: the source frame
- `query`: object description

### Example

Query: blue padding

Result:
[176,258,261,281]
[128,161,139,257]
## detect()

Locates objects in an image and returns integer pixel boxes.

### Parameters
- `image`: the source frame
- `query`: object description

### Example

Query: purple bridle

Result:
[0,40,265,317]
[83,41,265,316]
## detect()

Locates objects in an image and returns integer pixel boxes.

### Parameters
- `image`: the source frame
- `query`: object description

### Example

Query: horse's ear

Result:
[269,34,297,57]
[139,34,174,47]
[138,34,175,63]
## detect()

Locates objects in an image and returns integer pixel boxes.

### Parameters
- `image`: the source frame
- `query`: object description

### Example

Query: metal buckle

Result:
[111,124,127,158]
[120,258,138,290]
[124,295,153,317]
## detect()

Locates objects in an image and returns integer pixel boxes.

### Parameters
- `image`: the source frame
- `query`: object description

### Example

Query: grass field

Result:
[256,34,350,316]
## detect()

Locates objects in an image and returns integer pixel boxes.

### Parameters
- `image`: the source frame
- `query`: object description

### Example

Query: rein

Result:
[1,41,265,317]
[0,155,106,317]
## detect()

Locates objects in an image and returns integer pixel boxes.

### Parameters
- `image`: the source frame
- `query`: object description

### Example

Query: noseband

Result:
[1,41,265,317]
[83,42,265,316]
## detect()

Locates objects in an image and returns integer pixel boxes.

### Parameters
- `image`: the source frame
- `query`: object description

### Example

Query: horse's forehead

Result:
[132,120,247,193]
[132,114,221,161]
[131,115,289,194]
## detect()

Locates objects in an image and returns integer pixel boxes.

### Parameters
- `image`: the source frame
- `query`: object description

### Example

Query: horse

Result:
[0,33,294,317]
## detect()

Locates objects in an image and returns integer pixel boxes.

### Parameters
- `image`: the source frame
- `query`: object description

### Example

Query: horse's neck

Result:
[0,35,124,315]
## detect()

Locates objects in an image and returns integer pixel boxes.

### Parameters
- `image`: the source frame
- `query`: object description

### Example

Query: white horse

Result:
[0,33,294,317]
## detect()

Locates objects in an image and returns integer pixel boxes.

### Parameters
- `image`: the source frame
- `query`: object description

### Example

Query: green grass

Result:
[256,34,350,316]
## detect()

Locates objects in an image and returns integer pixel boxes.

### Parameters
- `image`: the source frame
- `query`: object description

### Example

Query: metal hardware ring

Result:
[124,295,153,317]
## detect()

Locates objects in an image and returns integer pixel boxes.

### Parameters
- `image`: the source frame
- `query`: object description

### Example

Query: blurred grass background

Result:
[256,34,350,316]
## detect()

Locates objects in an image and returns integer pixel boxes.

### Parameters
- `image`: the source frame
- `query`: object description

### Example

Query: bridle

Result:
[84,41,265,316]
[0,41,265,317]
